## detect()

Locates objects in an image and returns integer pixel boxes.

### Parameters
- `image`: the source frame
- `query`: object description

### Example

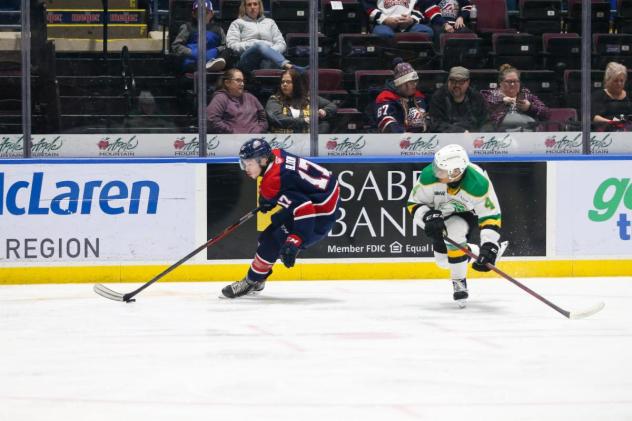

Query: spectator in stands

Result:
[226,0,305,74]
[361,0,433,39]
[592,61,632,131]
[124,91,178,132]
[420,0,473,43]
[207,68,268,133]
[171,0,226,73]
[429,66,488,132]
[375,58,428,133]
[266,68,337,133]
[481,64,551,132]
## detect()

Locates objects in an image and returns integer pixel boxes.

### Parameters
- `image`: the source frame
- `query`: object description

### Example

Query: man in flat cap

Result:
[428,66,488,133]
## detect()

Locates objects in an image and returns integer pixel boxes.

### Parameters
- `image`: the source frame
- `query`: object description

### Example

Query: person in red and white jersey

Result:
[362,0,434,38]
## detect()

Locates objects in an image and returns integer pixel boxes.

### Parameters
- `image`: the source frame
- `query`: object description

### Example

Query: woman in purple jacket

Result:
[480,64,551,132]
[207,68,268,134]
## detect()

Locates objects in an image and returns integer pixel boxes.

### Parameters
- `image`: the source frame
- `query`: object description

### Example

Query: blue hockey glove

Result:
[280,234,302,268]
[472,242,499,272]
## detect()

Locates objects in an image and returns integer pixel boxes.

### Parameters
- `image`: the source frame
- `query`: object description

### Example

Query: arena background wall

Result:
[0,156,630,284]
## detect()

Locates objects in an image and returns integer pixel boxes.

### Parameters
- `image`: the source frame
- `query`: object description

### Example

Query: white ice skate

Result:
[452,278,468,308]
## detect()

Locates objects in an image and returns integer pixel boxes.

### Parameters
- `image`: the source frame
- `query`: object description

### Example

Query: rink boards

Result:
[0,156,631,284]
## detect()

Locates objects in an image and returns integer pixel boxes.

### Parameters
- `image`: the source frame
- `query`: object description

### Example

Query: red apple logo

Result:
[98,139,109,150]
[545,137,556,148]
[326,140,337,150]
[473,137,484,149]
[400,139,411,149]
[174,139,185,149]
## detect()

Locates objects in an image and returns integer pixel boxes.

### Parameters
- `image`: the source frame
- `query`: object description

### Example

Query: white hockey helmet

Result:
[432,144,469,181]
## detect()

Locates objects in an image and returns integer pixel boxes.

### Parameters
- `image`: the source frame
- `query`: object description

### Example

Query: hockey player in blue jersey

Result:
[222,138,341,298]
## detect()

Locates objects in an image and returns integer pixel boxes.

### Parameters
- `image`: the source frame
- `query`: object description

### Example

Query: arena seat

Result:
[320,0,363,39]
[491,33,540,69]
[469,68,500,90]
[439,32,485,70]
[542,33,581,71]
[333,108,364,133]
[520,69,560,107]
[615,0,632,32]
[566,0,610,34]
[544,107,579,131]
[354,69,393,112]
[384,32,436,70]
[593,33,632,69]
[518,0,562,34]
[285,32,329,67]
[471,0,517,36]
[338,33,387,72]
[563,69,605,109]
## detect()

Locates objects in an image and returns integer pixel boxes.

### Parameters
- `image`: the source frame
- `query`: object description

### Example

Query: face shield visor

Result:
[432,159,465,181]
[239,156,266,171]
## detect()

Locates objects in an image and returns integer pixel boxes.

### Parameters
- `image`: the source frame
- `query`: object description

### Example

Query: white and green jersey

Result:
[407,163,502,237]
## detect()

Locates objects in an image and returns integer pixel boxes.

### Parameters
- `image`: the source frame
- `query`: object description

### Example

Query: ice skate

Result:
[221,276,261,298]
[452,278,468,308]
[250,280,266,294]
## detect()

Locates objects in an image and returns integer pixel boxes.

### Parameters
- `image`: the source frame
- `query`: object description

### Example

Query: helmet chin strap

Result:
[447,179,462,188]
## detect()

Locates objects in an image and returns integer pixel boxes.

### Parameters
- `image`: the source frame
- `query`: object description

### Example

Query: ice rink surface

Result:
[1,277,631,421]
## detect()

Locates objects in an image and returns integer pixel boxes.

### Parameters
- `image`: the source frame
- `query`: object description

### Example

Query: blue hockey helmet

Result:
[239,138,272,170]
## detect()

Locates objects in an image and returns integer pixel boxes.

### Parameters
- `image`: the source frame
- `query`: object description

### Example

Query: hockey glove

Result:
[472,242,499,272]
[422,210,446,242]
[258,195,277,213]
[280,234,302,268]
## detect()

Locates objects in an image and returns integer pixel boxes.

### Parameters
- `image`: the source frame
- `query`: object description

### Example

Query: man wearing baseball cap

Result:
[428,66,489,133]
[171,0,227,72]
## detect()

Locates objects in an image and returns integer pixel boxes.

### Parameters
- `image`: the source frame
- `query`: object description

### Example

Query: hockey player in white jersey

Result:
[407,144,502,307]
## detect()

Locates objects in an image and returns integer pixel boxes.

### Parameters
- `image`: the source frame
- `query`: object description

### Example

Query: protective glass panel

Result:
[34,0,194,158]
[0,0,22,158]
[590,1,632,153]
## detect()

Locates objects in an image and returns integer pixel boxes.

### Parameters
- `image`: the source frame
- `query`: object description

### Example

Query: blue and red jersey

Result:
[418,0,473,25]
[259,149,340,242]
[375,84,428,133]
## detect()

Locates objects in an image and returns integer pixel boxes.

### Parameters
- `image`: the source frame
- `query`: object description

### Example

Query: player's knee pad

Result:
[444,215,469,244]
[434,251,449,269]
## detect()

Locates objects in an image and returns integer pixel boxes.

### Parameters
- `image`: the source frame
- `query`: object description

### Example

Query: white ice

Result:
[1,277,630,421]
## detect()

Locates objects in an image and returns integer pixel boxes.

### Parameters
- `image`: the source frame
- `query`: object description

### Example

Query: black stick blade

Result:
[94,284,128,302]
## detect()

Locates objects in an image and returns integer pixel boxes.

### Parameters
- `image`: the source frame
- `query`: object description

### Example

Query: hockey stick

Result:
[444,236,605,319]
[94,207,261,303]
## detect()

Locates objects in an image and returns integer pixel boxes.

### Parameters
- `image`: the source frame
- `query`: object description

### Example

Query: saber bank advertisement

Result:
[556,161,632,257]
[0,164,197,263]
[206,161,547,260]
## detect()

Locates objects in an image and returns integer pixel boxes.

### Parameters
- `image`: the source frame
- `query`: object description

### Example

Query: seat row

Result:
[244,68,617,113]
[313,32,632,72]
